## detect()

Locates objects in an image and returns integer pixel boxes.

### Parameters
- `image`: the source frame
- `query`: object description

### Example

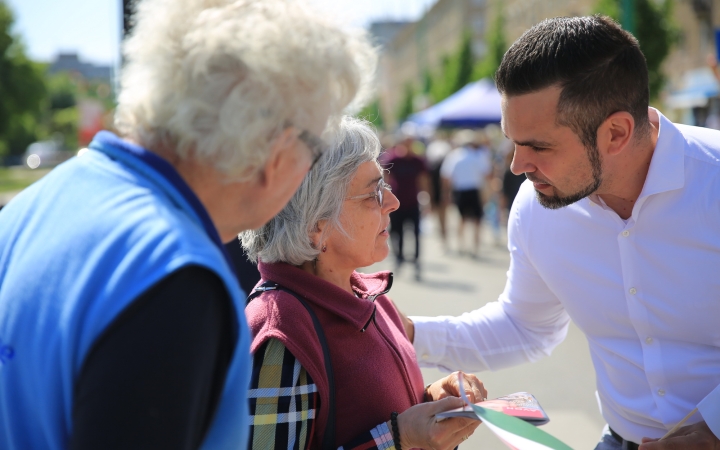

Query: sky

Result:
[5,0,437,66]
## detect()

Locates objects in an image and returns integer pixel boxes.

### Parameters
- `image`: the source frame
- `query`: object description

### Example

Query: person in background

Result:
[405,15,720,450]
[242,117,485,450]
[425,133,453,252]
[500,149,526,221]
[382,135,429,280]
[0,0,376,448]
[440,130,493,258]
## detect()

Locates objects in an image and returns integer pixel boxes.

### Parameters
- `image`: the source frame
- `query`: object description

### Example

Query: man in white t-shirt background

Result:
[440,130,493,258]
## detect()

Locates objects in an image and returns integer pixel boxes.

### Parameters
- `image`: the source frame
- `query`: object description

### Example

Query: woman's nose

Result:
[383,189,400,213]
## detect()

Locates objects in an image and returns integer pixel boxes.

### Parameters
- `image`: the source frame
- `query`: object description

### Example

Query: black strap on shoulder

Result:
[248,281,336,450]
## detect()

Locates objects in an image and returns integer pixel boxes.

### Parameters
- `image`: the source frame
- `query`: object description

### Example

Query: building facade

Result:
[374,0,492,128]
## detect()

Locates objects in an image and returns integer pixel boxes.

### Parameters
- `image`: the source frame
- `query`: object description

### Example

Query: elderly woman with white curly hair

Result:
[0,1,376,449]
[243,117,487,450]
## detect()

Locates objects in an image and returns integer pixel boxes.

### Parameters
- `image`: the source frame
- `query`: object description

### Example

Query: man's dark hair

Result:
[495,15,650,149]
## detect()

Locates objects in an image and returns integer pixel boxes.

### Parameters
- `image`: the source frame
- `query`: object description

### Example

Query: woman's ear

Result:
[310,219,328,248]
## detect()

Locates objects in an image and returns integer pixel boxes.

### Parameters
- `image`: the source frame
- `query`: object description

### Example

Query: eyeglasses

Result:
[297,128,326,169]
[346,178,392,207]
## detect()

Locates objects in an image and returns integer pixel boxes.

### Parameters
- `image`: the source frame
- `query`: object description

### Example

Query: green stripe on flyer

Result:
[457,373,572,449]
[470,404,573,450]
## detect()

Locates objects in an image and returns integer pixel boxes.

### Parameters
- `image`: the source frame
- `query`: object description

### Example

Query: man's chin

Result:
[535,189,591,210]
[535,183,600,209]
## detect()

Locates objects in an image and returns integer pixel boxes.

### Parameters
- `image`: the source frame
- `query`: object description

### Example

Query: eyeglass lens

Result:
[376,180,385,207]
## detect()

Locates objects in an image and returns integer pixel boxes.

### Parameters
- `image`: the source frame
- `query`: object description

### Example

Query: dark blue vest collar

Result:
[89,131,236,272]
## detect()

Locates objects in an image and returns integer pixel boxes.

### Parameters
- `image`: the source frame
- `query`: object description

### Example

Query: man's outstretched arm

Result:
[406,194,570,373]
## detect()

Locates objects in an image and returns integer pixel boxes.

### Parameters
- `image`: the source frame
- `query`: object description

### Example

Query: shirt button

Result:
[622,230,630,237]
[629,287,637,295]
[646,337,653,345]
[658,389,666,396]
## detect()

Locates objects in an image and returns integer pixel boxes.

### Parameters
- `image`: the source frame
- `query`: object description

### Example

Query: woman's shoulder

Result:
[245,287,321,352]
[245,289,312,329]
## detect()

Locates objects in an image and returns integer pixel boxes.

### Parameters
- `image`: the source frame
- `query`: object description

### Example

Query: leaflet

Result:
[436,392,549,425]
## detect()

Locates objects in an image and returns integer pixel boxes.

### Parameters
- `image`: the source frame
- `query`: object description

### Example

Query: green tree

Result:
[594,0,678,101]
[450,31,474,94]
[0,1,47,159]
[44,73,81,151]
[473,3,507,81]
[429,55,452,103]
[428,31,475,104]
[357,98,384,130]
[397,83,416,124]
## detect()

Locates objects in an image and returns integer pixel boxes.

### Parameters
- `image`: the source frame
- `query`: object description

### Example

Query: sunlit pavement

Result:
[366,209,605,449]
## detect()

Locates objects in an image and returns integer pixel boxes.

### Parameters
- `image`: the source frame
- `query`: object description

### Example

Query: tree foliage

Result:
[473,3,507,81]
[396,83,416,123]
[427,31,475,104]
[358,98,384,130]
[594,0,679,101]
[43,73,82,151]
[423,7,508,110]
[0,1,47,158]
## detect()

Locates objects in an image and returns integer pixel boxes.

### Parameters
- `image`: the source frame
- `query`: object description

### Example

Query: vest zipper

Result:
[360,306,376,332]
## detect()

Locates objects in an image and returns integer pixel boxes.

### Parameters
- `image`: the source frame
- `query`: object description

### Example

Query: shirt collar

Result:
[89,131,236,273]
[638,108,686,200]
[257,262,393,332]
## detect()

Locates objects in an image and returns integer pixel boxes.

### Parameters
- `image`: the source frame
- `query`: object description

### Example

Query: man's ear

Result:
[258,128,300,188]
[599,111,635,156]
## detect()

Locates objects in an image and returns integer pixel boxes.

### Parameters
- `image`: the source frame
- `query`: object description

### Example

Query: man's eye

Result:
[531,146,547,152]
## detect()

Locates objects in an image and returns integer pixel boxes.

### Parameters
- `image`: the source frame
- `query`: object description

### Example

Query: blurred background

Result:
[0,1,718,447]
[0,0,718,201]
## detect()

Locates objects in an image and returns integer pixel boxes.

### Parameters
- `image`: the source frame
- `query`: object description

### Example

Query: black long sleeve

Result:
[70,265,234,450]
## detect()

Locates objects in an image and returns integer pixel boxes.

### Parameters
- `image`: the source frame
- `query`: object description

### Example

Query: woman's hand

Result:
[426,371,487,404]
[396,397,481,450]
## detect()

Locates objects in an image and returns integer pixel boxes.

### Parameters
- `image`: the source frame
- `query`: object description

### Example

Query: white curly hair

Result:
[115,0,377,179]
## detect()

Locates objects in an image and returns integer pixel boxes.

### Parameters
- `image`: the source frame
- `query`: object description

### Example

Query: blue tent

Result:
[407,78,502,128]
[666,68,720,109]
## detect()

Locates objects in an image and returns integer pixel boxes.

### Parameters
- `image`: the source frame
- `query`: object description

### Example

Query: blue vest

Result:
[0,132,251,449]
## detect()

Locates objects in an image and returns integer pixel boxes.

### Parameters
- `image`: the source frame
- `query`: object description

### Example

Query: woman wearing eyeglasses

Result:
[242,117,486,450]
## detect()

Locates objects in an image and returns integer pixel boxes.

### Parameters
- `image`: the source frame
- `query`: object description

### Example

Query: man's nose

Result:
[510,147,536,176]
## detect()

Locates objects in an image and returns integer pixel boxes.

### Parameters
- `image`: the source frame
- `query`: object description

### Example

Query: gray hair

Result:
[241,116,381,265]
[115,0,377,180]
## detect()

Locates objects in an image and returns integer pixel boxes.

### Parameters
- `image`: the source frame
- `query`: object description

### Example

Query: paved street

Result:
[366,209,606,449]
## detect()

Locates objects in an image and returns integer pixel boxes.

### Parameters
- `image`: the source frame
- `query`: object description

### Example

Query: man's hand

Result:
[426,371,487,404]
[640,421,720,450]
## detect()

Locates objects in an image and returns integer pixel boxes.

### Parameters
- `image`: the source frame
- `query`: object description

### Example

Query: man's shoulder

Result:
[675,123,720,168]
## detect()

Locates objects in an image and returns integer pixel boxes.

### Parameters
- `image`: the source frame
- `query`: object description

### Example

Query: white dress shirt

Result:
[412,109,720,443]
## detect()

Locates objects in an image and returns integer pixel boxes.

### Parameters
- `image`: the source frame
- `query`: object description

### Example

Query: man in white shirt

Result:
[405,16,720,450]
[441,130,493,257]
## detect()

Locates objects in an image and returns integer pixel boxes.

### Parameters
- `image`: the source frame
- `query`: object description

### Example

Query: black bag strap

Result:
[247,281,336,450]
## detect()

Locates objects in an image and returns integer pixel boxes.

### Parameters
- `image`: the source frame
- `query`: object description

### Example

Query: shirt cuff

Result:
[698,384,720,440]
[410,315,450,368]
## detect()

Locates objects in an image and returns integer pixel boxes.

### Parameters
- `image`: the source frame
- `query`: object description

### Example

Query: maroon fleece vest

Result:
[246,262,425,448]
